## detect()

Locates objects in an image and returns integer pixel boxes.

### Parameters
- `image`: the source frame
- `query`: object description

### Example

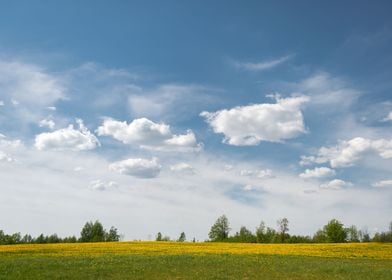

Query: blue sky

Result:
[0,1,391,240]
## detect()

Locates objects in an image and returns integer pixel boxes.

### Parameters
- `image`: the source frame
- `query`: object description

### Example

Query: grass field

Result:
[0,242,391,279]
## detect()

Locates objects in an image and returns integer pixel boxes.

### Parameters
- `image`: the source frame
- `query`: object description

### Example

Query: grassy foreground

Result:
[0,242,391,279]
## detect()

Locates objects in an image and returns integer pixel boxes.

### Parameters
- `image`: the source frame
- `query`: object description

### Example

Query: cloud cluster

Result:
[299,167,336,179]
[201,96,309,146]
[97,117,201,152]
[301,137,392,168]
[35,119,100,151]
[109,157,162,178]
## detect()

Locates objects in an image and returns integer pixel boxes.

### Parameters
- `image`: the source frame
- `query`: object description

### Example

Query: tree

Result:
[313,229,328,243]
[156,232,162,241]
[346,225,359,242]
[236,226,256,243]
[105,226,120,242]
[209,215,230,241]
[80,220,105,242]
[178,232,186,242]
[277,218,289,242]
[323,219,347,243]
[256,221,267,243]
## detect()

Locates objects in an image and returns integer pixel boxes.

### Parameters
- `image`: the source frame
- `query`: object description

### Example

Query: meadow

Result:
[0,242,391,279]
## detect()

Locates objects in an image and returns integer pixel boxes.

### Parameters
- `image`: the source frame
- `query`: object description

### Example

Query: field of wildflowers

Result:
[0,242,391,279]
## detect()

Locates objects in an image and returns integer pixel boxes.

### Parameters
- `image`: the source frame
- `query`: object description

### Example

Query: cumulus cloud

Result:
[233,55,292,71]
[39,118,55,130]
[201,95,309,145]
[301,137,392,168]
[89,180,118,191]
[97,117,201,152]
[299,167,336,179]
[170,163,194,174]
[372,180,392,188]
[320,179,352,190]
[35,119,100,151]
[109,157,162,178]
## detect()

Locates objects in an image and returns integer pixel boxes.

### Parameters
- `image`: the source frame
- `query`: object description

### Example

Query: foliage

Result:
[208,215,230,241]
[177,232,186,242]
[277,217,289,242]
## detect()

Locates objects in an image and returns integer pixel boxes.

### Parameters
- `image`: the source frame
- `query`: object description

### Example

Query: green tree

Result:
[209,215,230,241]
[323,219,347,243]
[80,220,106,242]
[105,226,120,242]
[237,226,256,243]
[277,218,289,242]
[177,232,186,242]
[256,221,267,243]
[156,232,162,241]
[313,229,328,243]
[346,225,360,242]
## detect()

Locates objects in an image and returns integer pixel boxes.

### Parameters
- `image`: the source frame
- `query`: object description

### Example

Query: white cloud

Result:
[299,155,328,166]
[170,163,194,174]
[39,118,55,130]
[0,134,22,149]
[240,169,274,179]
[243,184,255,191]
[0,100,4,106]
[35,119,100,151]
[89,180,118,191]
[0,151,13,162]
[109,157,162,178]
[73,166,84,172]
[299,72,360,107]
[299,167,336,179]
[201,95,309,145]
[381,112,392,122]
[97,117,201,152]
[233,55,292,71]
[128,84,220,121]
[372,180,392,188]
[0,60,65,124]
[320,179,352,190]
[302,137,392,168]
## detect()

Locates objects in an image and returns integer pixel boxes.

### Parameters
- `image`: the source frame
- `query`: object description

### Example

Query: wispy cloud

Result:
[233,55,293,71]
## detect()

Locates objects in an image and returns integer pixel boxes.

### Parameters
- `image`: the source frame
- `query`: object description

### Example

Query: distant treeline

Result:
[2,217,392,245]
[0,221,120,245]
[202,215,392,243]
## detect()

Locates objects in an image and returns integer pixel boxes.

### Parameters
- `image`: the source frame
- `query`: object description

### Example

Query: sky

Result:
[0,0,392,240]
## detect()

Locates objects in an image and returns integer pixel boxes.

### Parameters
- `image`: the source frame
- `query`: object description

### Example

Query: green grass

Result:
[0,253,391,280]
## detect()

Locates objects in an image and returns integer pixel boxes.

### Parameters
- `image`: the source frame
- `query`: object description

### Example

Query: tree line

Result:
[1,216,392,245]
[0,220,120,245]
[206,215,392,243]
